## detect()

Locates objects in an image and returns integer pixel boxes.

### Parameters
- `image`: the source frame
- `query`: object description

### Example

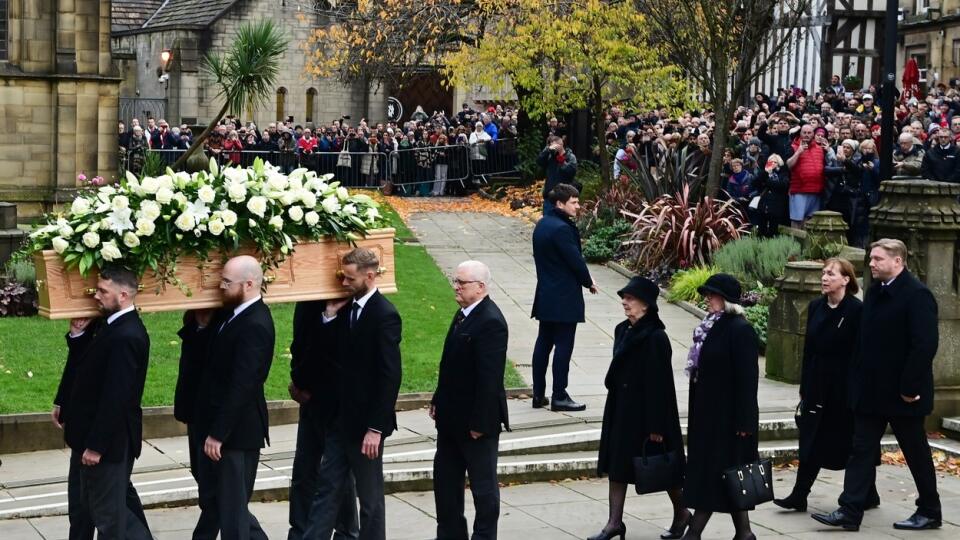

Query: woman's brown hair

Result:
[824,257,859,295]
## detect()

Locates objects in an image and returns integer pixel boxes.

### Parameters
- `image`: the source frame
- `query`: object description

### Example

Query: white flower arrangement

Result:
[29,158,387,278]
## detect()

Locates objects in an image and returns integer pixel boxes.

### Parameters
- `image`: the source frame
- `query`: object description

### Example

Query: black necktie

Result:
[350,302,361,329]
[453,310,466,329]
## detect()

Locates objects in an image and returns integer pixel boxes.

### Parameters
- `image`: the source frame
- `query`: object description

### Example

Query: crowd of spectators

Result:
[604,76,960,247]
[119,103,519,195]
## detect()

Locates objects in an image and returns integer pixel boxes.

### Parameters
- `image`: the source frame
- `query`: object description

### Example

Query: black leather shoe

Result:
[893,513,942,530]
[586,523,625,540]
[773,491,808,512]
[551,394,586,412]
[865,491,881,510]
[660,509,691,539]
[811,510,860,531]
[532,396,549,409]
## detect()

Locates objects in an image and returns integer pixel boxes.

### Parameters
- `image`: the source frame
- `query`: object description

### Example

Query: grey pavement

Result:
[406,211,800,418]
[2,465,958,539]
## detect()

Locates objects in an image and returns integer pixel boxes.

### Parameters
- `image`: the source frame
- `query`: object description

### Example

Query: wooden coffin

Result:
[33,228,396,319]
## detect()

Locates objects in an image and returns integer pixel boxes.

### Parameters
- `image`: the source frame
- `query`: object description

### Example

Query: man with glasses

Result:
[189,255,275,540]
[430,260,509,540]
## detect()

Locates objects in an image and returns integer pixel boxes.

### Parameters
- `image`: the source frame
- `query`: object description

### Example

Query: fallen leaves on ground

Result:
[383,181,545,222]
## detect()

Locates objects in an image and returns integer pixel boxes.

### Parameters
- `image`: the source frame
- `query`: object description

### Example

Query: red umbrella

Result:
[902,58,922,102]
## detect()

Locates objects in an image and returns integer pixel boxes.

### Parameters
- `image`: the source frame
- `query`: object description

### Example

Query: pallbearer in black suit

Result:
[430,261,510,540]
[305,248,402,540]
[53,266,152,540]
[192,255,275,540]
[287,300,359,540]
[813,239,942,532]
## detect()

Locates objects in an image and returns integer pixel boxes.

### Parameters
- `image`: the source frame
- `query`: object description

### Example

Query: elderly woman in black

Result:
[681,274,759,540]
[589,277,688,540]
[774,258,880,512]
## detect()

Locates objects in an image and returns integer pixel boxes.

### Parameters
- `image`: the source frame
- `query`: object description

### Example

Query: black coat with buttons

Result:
[597,314,684,484]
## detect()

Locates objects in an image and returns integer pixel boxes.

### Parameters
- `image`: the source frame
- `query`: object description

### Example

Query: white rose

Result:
[139,200,161,221]
[198,185,216,204]
[288,206,304,222]
[336,186,349,200]
[267,174,289,192]
[279,191,296,206]
[172,192,188,207]
[81,231,100,248]
[111,195,129,211]
[208,219,225,236]
[365,207,380,221]
[135,218,155,237]
[156,187,174,204]
[174,212,195,231]
[321,196,341,214]
[288,175,304,191]
[123,231,140,248]
[226,182,247,202]
[71,197,91,216]
[100,240,122,262]
[300,190,317,208]
[158,175,175,191]
[52,236,70,254]
[58,224,74,238]
[343,204,357,215]
[220,209,238,227]
[246,196,268,218]
[269,215,284,230]
[249,219,258,228]
[304,211,320,226]
[140,176,160,194]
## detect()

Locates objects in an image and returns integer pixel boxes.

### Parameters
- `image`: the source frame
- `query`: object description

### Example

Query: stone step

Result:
[0,435,934,521]
[942,416,960,441]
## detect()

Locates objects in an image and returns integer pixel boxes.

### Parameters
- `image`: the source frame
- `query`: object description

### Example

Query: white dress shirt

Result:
[322,287,378,324]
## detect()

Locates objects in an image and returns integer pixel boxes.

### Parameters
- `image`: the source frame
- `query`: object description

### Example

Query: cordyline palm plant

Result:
[621,184,748,271]
[619,149,705,203]
[172,21,288,171]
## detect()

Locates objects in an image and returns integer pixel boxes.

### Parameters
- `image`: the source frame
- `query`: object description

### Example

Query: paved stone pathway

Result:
[407,211,799,419]
[2,465,958,539]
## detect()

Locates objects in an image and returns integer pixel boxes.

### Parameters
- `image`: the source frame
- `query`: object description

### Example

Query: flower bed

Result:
[28,159,394,319]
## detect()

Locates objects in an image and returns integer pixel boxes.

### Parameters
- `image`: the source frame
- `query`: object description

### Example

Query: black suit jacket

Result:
[195,299,275,449]
[290,300,340,423]
[55,311,150,462]
[431,296,510,436]
[320,290,402,441]
[531,208,593,323]
[853,270,939,417]
[173,316,215,425]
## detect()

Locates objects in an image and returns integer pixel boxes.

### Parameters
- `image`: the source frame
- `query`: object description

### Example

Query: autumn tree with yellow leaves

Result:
[303,0,687,184]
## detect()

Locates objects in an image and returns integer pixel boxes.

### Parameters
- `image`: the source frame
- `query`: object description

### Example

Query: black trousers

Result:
[67,448,151,540]
[193,442,267,540]
[305,429,386,540]
[288,405,359,540]
[433,431,500,540]
[531,321,578,397]
[839,414,941,522]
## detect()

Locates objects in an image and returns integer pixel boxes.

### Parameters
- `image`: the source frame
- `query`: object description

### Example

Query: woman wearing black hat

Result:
[681,273,759,540]
[588,277,688,540]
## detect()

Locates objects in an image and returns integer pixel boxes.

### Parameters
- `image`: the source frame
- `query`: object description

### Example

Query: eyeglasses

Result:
[452,278,481,287]
[220,277,243,289]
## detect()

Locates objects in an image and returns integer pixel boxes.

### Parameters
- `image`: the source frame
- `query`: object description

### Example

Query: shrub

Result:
[622,184,749,271]
[0,280,38,317]
[713,235,801,286]
[575,160,604,202]
[803,233,846,261]
[668,266,717,303]
[5,258,36,286]
[516,132,546,182]
[745,304,769,350]
[740,285,778,307]
[582,220,632,262]
[578,176,645,235]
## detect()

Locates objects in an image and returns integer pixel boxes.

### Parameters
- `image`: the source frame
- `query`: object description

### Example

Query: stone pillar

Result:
[765,261,824,383]
[869,179,960,428]
[0,203,28,267]
[805,210,849,245]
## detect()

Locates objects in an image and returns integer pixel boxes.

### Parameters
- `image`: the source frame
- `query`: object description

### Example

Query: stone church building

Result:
[111,0,386,130]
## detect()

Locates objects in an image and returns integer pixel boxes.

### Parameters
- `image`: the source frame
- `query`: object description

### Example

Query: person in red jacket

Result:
[786,124,826,228]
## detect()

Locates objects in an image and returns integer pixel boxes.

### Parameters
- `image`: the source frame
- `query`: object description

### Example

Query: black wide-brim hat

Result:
[617,276,659,310]
[697,273,742,304]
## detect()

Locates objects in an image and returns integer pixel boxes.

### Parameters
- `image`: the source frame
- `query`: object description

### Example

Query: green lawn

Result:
[0,202,525,413]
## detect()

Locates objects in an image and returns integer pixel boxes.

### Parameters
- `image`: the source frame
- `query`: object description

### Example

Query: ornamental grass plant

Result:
[712,235,801,286]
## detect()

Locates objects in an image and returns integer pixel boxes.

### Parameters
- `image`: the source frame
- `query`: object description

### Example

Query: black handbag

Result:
[633,439,683,495]
[721,448,774,510]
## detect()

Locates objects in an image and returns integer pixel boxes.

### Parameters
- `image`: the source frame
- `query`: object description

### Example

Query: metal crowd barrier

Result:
[122,138,519,195]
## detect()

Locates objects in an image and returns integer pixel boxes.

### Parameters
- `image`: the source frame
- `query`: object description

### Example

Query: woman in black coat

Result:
[682,274,759,540]
[774,258,880,512]
[589,277,688,540]
[752,154,789,237]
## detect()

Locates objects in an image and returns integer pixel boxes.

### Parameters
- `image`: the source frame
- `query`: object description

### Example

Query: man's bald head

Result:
[225,255,264,286]
[221,255,264,306]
